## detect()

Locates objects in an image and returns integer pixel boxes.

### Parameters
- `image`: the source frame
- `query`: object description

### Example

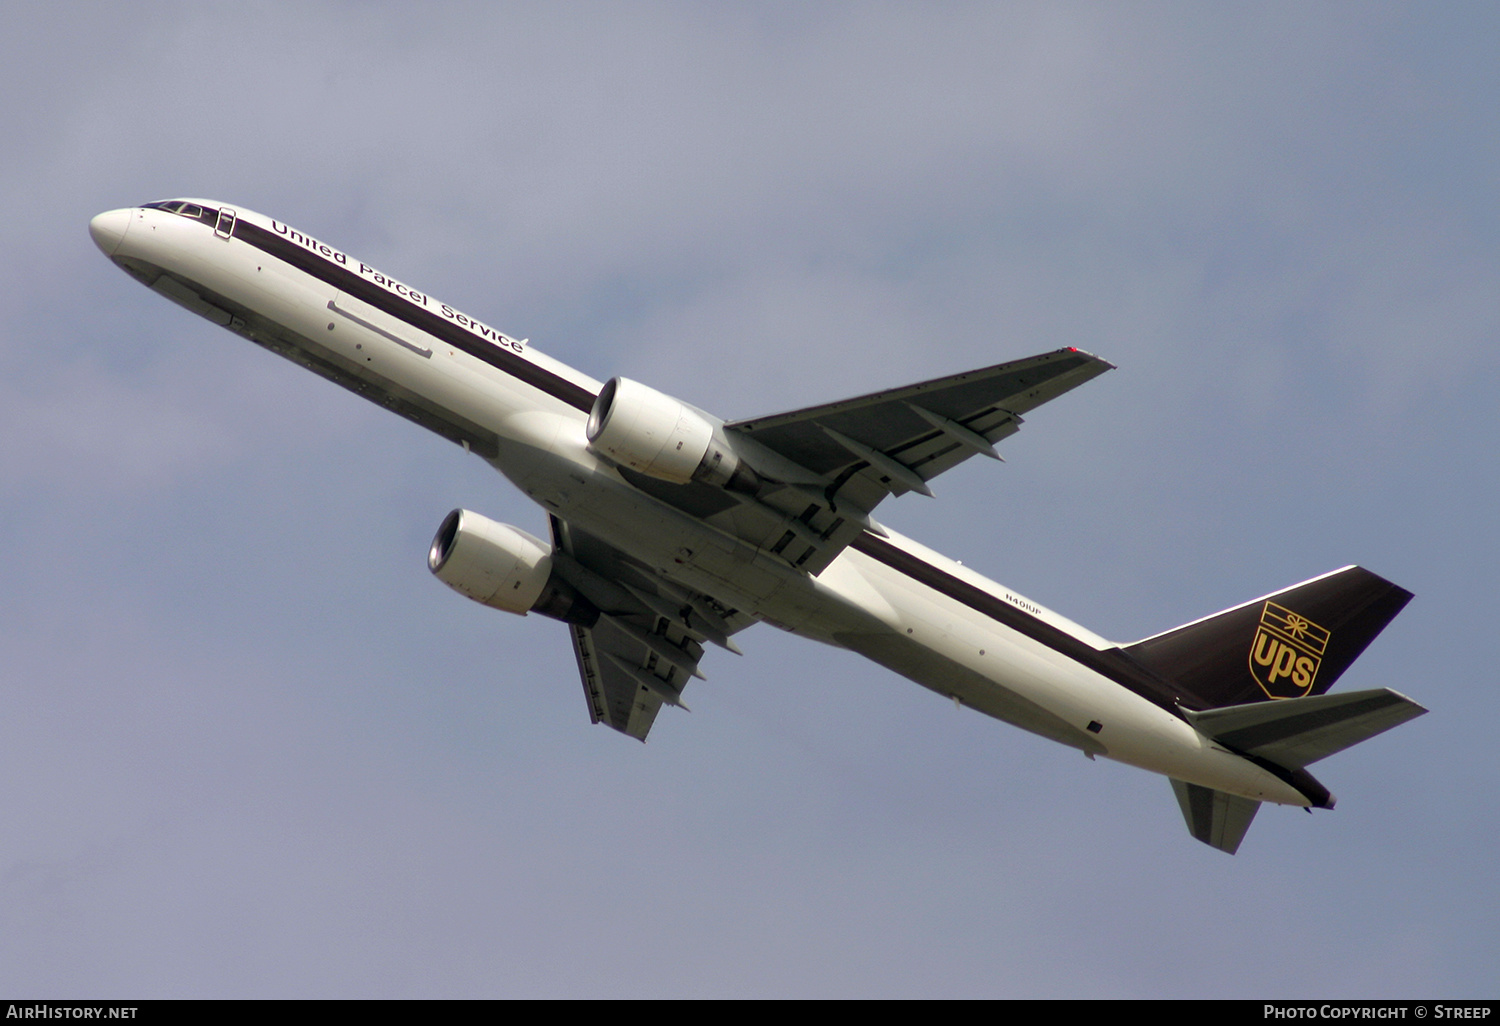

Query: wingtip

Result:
[1064,346,1117,371]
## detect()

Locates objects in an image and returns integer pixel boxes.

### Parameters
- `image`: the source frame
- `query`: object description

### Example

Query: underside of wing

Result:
[566,616,681,741]
[615,349,1112,576]
[549,516,754,741]
[726,347,1113,508]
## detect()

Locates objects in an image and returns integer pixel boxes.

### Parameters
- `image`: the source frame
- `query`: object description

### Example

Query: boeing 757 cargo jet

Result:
[90,200,1424,853]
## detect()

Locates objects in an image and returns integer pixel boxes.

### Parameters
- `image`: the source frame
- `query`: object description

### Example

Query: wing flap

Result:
[549,516,752,741]
[568,615,696,741]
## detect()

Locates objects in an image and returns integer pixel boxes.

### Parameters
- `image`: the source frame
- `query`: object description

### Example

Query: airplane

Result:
[89,199,1425,854]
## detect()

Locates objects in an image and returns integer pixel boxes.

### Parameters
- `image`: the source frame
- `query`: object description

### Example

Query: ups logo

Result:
[1249,602,1331,699]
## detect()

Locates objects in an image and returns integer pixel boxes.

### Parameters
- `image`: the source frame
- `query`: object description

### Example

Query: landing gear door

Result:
[214,207,237,239]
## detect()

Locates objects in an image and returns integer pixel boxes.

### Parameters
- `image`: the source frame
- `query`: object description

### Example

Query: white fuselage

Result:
[90,201,1311,807]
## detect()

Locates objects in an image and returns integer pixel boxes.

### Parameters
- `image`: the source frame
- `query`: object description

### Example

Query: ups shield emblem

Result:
[1249,602,1330,699]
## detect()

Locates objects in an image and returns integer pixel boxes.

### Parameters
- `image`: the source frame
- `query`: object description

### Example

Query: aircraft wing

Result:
[608,349,1111,576]
[726,347,1113,498]
[548,516,754,741]
[729,348,1113,571]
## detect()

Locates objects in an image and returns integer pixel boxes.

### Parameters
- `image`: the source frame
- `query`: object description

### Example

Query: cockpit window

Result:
[142,200,219,226]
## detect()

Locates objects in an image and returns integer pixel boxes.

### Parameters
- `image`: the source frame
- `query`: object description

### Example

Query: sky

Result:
[2,2,1496,999]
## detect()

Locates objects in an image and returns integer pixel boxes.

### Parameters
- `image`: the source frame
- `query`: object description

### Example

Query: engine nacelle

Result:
[428,510,600,625]
[586,377,748,487]
[427,509,554,614]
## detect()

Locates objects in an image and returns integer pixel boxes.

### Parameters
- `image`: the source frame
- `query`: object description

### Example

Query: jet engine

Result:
[428,509,596,624]
[586,377,756,490]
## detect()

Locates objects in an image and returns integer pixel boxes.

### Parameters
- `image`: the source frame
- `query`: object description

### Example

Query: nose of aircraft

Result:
[89,208,132,256]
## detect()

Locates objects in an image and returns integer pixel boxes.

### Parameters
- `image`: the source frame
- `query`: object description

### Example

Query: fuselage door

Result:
[214,207,237,239]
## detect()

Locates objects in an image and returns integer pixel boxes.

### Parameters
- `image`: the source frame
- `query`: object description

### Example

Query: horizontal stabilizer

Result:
[1185,688,1427,770]
[1171,779,1260,855]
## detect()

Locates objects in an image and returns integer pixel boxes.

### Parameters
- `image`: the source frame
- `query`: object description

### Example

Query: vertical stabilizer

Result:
[1125,566,1412,710]
[1171,779,1260,854]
